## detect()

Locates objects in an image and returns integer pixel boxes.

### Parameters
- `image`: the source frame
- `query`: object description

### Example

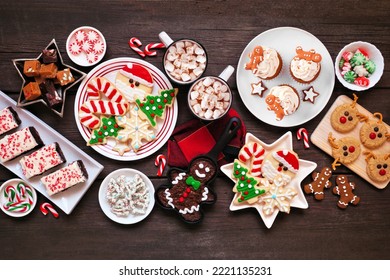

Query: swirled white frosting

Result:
[253,47,280,79]
[290,59,320,82]
[269,86,299,115]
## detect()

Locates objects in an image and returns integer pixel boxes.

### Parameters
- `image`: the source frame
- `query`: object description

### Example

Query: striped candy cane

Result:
[238,142,265,177]
[86,77,126,103]
[40,202,59,218]
[155,154,167,177]
[129,37,146,57]
[144,42,165,56]
[297,128,310,149]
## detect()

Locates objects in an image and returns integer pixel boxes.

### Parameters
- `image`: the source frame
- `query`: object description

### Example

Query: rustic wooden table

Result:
[0,0,389,260]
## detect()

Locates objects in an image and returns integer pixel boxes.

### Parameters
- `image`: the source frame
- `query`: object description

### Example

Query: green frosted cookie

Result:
[343,70,357,83]
[364,60,376,74]
[350,52,366,67]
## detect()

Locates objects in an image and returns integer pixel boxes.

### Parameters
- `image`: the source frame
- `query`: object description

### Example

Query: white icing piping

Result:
[164,188,174,209]
[172,172,187,184]
[195,169,206,178]
[201,187,209,201]
[179,205,200,214]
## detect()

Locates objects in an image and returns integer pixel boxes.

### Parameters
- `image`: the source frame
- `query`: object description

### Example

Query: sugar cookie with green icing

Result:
[88,116,122,145]
[115,104,156,152]
[135,88,178,127]
[232,159,266,205]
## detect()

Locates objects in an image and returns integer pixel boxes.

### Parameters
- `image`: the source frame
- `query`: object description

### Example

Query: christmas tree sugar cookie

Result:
[135,88,178,127]
[115,104,156,152]
[88,116,122,145]
[232,160,266,204]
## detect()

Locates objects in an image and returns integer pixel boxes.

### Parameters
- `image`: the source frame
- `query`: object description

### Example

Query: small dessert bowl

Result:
[159,31,208,85]
[188,65,234,121]
[0,179,37,218]
[335,41,384,91]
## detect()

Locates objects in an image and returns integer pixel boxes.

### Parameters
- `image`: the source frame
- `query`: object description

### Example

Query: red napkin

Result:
[167,109,246,168]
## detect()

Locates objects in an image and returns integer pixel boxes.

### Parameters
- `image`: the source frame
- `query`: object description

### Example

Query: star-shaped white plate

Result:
[220,132,317,229]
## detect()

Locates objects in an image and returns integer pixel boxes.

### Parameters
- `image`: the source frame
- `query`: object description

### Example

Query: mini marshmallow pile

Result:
[189,77,231,120]
[164,40,207,82]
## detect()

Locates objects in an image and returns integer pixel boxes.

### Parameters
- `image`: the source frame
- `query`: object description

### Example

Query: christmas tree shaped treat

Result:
[232,159,266,204]
[88,116,122,145]
[135,88,178,127]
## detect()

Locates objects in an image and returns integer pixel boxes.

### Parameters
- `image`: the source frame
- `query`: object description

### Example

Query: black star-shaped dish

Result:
[12,39,86,117]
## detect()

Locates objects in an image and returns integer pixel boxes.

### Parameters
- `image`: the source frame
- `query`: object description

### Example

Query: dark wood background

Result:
[0,0,389,260]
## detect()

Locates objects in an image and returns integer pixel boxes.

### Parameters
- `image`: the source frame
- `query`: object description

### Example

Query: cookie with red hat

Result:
[115,63,154,102]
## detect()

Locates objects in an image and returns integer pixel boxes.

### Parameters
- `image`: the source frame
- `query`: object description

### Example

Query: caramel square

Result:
[39,63,58,78]
[56,68,75,86]
[23,82,41,101]
[23,60,41,77]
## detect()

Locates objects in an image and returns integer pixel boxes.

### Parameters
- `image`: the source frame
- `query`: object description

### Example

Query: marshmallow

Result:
[190,90,199,100]
[164,40,207,83]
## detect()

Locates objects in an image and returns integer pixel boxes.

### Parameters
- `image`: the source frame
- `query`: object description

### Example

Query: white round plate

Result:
[0,179,37,218]
[66,26,107,67]
[74,57,178,161]
[98,168,155,224]
[236,27,335,127]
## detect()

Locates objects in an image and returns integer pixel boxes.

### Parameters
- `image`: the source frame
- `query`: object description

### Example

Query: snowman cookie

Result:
[155,158,217,223]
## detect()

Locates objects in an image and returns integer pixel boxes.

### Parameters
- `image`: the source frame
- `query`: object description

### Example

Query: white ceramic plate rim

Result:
[0,91,104,215]
[236,26,335,127]
[66,26,107,67]
[0,179,37,218]
[334,41,384,91]
[74,57,178,161]
[98,168,155,224]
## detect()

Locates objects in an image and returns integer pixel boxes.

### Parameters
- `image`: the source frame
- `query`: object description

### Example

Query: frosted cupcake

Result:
[290,46,322,83]
[265,85,300,121]
[245,46,282,80]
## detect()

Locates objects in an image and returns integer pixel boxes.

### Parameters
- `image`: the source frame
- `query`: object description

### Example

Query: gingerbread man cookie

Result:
[328,133,361,170]
[155,158,217,223]
[303,167,332,200]
[245,46,264,71]
[364,151,390,183]
[330,94,367,133]
[265,94,285,121]
[333,175,360,209]
[360,113,390,149]
[294,46,322,63]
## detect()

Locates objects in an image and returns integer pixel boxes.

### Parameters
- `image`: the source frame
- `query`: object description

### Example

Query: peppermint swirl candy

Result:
[343,70,357,83]
[350,52,366,67]
[3,182,34,213]
[364,60,376,74]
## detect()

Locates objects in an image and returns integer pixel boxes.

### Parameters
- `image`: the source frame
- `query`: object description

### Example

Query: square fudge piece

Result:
[39,79,63,108]
[56,68,75,86]
[23,60,41,77]
[20,142,66,179]
[41,160,88,196]
[39,63,58,78]
[0,106,21,136]
[23,82,41,101]
[0,127,43,163]
[42,49,58,64]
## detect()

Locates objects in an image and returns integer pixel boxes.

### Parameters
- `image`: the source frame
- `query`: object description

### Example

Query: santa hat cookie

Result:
[272,150,299,173]
[119,63,154,88]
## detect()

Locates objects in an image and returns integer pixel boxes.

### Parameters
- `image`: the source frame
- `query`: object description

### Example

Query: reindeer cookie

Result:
[364,151,390,183]
[303,167,332,200]
[328,133,361,170]
[360,113,390,149]
[330,94,367,133]
[155,158,217,223]
[333,175,360,209]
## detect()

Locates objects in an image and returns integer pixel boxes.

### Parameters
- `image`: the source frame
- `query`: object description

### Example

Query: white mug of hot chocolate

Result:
[187,65,234,121]
[159,31,208,85]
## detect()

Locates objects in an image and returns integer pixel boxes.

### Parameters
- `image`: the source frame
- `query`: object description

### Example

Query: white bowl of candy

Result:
[0,179,37,218]
[335,41,384,91]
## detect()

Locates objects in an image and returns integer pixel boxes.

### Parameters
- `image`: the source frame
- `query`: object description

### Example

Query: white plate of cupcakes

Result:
[236,27,335,127]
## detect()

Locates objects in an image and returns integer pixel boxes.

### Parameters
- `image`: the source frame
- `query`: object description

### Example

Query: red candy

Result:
[348,146,355,153]
[342,51,354,61]
[369,132,376,139]
[354,77,370,87]
[357,48,369,58]
[340,116,347,123]
[379,169,386,176]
